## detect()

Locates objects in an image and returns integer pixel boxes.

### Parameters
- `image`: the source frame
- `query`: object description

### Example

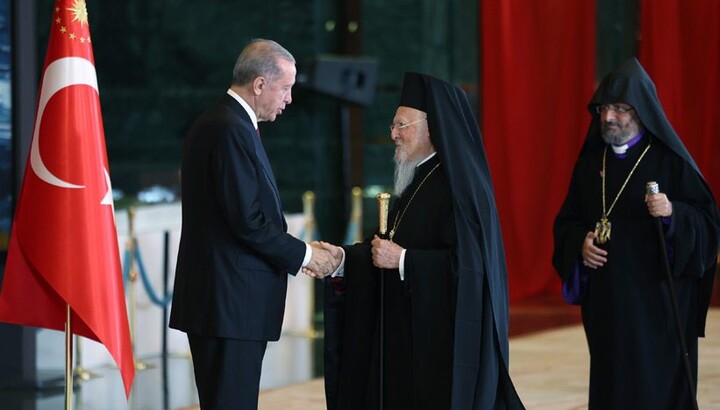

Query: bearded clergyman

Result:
[553,58,720,409]
[311,72,526,410]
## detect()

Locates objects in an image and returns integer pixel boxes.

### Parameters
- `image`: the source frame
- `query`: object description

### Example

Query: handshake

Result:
[302,236,405,279]
[303,241,344,279]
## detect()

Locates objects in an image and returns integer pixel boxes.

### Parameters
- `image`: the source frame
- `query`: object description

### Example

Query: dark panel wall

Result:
[36,1,345,233]
[34,0,480,243]
[358,0,479,234]
[34,0,478,243]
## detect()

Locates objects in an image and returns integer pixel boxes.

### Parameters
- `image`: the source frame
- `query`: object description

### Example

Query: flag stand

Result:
[74,335,101,381]
[65,305,74,410]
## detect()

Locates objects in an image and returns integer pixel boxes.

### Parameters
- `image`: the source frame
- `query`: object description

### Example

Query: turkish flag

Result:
[0,0,134,397]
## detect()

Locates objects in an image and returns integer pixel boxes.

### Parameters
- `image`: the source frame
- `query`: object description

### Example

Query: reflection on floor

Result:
[508,292,582,337]
[1,297,717,410]
[0,333,322,410]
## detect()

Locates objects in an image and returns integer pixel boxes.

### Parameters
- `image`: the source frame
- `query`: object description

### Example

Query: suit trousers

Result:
[188,334,268,409]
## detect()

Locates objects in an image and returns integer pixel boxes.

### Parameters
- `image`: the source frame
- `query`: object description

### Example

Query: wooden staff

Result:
[376,192,391,410]
[646,181,698,410]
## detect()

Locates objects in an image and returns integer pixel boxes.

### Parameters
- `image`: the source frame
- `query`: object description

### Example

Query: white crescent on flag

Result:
[30,56,98,190]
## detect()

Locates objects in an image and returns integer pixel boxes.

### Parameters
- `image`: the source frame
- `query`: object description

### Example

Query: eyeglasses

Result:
[595,104,634,114]
[389,118,426,132]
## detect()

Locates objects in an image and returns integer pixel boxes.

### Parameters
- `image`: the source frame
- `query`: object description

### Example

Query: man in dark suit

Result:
[169,38,336,409]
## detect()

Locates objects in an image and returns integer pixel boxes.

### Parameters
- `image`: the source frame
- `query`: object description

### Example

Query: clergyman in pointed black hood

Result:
[319,72,525,409]
[553,57,720,409]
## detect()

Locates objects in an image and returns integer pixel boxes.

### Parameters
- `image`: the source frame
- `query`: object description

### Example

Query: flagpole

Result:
[65,304,74,410]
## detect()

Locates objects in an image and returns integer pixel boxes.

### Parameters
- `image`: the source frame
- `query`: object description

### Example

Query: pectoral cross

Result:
[595,216,612,244]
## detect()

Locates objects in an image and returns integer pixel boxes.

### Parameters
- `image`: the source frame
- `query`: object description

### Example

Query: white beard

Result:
[394,157,421,196]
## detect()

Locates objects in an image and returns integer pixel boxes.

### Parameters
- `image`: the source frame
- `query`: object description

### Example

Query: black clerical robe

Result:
[333,155,456,410]
[326,72,524,410]
[553,135,718,409]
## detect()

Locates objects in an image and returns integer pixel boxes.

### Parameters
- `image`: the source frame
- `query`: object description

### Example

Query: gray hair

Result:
[232,39,295,86]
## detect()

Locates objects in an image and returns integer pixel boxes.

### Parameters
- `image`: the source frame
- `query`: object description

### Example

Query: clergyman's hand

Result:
[581,231,608,269]
[304,241,342,278]
[371,235,403,269]
[645,192,673,217]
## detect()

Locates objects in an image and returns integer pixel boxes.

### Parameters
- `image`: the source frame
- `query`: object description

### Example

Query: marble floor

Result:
[253,308,720,410]
[261,309,720,410]
[2,306,718,409]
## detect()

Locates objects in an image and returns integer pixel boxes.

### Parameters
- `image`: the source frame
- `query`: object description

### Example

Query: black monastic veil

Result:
[324,72,525,410]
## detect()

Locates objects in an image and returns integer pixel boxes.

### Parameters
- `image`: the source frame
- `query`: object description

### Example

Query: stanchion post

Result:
[127,207,152,371]
[349,187,363,244]
[162,230,170,410]
[302,191,320,338]
[74,334,100,381]
[303,191,317,243]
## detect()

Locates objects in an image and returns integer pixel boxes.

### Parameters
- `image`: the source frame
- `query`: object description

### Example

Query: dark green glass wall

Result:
[36,0,480,243]
[597,0,639,79]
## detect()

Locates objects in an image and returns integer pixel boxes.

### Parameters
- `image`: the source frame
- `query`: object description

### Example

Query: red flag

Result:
[0,0,134,396]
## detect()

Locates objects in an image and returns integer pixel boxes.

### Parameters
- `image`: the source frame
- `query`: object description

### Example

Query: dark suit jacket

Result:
[169,93,306,341]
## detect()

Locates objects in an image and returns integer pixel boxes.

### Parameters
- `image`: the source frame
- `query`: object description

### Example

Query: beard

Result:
[394,156,421,196]
[601,120,636,145]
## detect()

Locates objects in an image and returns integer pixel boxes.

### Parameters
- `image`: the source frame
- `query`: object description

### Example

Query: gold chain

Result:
[389,163,440,240]
[602,137,652,217]
[595,136,652,243]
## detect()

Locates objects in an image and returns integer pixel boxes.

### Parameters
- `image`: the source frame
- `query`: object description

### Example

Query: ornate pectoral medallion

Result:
[596,138,652,245]
[594,215,611,244]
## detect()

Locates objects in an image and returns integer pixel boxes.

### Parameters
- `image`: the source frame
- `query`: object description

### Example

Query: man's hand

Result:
[303,241,343,278]
[581,231,608,269]
[645,192,672,217]
[371,235,403,269]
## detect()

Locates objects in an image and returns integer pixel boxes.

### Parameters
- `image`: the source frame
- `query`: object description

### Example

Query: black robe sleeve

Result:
[553,157,594,283]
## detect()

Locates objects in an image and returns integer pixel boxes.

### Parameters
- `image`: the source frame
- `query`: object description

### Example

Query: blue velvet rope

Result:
[122,244,173,307]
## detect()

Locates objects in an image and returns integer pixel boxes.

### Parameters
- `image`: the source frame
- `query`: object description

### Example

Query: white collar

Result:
[227,89,258,130]
[611,144,628,155]
[417,152,437,167]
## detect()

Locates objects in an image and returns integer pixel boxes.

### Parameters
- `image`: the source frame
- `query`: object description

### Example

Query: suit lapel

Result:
[221,94,284,220]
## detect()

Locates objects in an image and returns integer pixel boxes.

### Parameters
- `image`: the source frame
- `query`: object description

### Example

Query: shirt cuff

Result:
[330,248,347,278]
[297,243,312,275]
[398,249,407,281]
